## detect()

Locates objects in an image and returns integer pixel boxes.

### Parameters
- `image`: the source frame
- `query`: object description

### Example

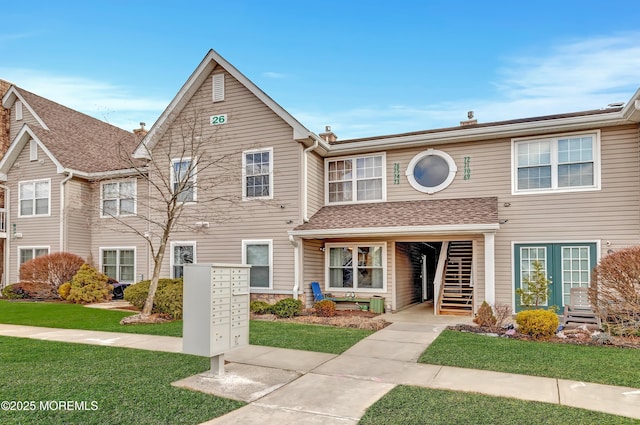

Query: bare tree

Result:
[96,112,258,322]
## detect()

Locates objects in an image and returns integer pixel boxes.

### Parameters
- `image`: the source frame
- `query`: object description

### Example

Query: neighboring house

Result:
[0,84,148,286]
[1,51,640,316]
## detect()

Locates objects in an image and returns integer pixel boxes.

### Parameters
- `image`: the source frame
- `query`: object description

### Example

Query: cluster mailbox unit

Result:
[183,263,251,375]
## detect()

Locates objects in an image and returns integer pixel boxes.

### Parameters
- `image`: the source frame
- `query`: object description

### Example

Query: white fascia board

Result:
[1,87,49,130]
[326,111,629,156]
[65,167,148,180]
[0,126,61,175]
[136,49,323,157]
[289,223,500,239]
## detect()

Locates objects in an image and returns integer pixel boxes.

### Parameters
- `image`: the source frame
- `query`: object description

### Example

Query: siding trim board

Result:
[291,223,500,239]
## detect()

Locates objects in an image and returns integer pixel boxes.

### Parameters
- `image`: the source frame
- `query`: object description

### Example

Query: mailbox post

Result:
[183,263,251,376]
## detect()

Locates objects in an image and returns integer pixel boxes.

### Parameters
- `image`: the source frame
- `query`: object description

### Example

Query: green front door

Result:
[514,243,597,312]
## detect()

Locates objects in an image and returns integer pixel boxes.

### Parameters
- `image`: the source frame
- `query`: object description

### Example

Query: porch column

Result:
[483,232,496,305]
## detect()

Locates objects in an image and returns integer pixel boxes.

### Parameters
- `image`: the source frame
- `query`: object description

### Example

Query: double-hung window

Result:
[171,158,196,202]
[19,179,50,216]
[514,133,598,193]
[101,180,136,217]
[327,154,384,204]
[101,248,135,283]
[171,242,196,279]
[327,243,385,291]
[242,240,272,289]
[19,247,49,267]
[243,148,273,199]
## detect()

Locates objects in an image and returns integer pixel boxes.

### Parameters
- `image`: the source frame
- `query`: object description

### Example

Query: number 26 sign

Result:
[210,114,227,126]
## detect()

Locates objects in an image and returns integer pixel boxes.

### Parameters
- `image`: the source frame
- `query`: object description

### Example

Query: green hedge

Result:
[124,278,183,319]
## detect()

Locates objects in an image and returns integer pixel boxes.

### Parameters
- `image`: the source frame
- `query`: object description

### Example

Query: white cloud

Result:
[0,69,167,131]
[263,71,289,79]
[297,32,640,140]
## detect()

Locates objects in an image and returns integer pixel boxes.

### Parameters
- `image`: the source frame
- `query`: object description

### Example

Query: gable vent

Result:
[213,73,225,102]
[16,100,23,121]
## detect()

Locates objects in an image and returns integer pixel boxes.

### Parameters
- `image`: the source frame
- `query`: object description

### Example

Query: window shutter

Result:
[213,74,225,102]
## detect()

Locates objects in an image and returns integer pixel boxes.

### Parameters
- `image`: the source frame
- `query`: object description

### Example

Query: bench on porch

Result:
[310,282,384,312]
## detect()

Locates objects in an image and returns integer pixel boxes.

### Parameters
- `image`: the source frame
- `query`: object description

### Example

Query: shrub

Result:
[473,301,497,329]
[515,309,559,340]
[2,283,25,299]
[124,278,183,319]
[1,282,57,300]
[19,252,85,290]
[590,246,640,336]
[58,282,72,300]
[272,297,303,318]
[250,300,273,314]
[66,264,113,304]
[314,299,337,317]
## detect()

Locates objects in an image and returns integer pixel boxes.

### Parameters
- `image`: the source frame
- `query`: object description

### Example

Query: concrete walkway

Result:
[1,304,639,423]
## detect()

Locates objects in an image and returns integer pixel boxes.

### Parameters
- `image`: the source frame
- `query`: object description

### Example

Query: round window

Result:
[406,149,457,194]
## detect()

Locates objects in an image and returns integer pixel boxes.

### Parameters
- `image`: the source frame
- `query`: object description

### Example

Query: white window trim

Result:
[99,247,137,283]
[511,130,601,195]
[170,157,197,203]
[100,179,137,218]
[242,147,274,200]
[170,241,197,279]
[242,239,273,290]
[17,246,50,280]
[324,152,387,205]
[325,242,387,293]
[18,178,51,217]
[406,148,457,194]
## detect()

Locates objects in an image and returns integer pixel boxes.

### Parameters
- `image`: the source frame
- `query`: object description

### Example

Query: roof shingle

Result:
[294,197,499,232]
[17,88,140,174]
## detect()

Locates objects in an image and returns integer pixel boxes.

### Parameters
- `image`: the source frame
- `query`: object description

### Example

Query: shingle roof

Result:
[17,88,139,174]
[294,197,499,232]
[331,108,623,145]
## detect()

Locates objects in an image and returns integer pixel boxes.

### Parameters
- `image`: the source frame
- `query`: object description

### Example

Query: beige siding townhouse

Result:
[1,51,639,318]
[0,85,148,285]
[136,50,640,316]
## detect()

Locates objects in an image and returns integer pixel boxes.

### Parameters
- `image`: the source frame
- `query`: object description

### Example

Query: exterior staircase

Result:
[437,241,473,315]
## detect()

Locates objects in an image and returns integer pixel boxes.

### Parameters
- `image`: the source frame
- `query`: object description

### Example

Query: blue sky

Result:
[2,1,639,140]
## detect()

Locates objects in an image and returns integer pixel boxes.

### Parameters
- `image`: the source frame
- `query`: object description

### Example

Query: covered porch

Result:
[290,197,501,316]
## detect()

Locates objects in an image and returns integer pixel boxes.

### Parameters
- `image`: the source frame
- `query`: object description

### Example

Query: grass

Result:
[0,300,183,336]
[359,386,638,425]
[250,320,374,354]
[0,336,243,424]
[0,300,373,354]
[420,330,640,388]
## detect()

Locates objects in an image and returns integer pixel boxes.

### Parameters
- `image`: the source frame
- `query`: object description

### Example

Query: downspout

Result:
[302,138,320,222]
[0,184,9,288]
[289,234,300,300]
[60,171,74,252]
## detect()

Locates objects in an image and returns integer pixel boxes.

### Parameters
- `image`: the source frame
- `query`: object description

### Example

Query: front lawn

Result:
[359,386,638,425]
[420,330,640,388]
[0,336,243,424]
[0,300,373,354]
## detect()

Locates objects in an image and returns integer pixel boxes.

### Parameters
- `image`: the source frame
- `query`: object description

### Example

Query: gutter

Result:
[59,170,74,252]
[289,234,300,300]
[302,137,320,222]
[0,184,9,288]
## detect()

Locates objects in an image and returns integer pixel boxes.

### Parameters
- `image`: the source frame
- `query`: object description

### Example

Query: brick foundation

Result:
[251,293,307,306]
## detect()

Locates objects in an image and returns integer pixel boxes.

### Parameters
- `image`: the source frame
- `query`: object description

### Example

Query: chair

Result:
[563,287,601,328]
[311,281,334,302]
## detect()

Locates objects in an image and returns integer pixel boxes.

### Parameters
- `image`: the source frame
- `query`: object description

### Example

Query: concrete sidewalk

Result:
[1,313,639,423]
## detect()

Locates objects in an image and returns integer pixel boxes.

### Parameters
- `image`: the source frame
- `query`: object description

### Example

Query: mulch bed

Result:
[251,309,390,331]
[449,323,640,349]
